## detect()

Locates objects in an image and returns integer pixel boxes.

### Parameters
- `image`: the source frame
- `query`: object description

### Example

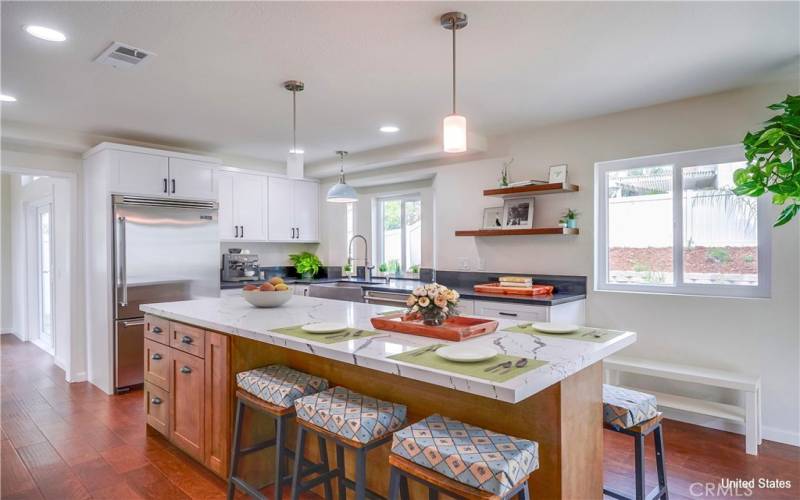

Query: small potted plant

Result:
[388,259,401,277]
[405,283,460,326]
[289,251,322,280]
[408,264,420,277]
[377,262,388,277]
[559,208,579,229]
[343,260,353,277]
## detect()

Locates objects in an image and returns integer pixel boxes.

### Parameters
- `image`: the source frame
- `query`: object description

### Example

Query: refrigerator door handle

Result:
[117,216,128,307]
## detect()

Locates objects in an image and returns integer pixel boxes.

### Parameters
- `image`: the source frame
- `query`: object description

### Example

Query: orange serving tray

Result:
[472,282,554,296]
[370,313,498,342]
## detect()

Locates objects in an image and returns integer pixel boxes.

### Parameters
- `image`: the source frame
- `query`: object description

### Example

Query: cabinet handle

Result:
[180,366,192,374]
[291,227,295,239]
[296,227,300,239]
[181,335,193,344]
[241,225,244,238]
[497,311,518,317]
[171,179,176,194]
[151,353,162,360]
[151,397,162,405]
[151,326,162,334]
[234,225,239,238]
[163,178,168,193]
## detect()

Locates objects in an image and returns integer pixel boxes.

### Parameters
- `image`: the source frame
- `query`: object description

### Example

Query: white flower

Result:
[434,295,448,308]
[418,296,430,307]
[411,305,419,312]
[413,287,426,297]
[406,295,418,307]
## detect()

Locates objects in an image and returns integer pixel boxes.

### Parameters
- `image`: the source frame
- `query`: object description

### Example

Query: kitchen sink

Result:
[308,282,365,302]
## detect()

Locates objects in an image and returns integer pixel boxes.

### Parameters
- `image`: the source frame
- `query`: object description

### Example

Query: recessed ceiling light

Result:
[0,94,17,102]
[24,25,67,42]
[289,148,304,154]
[380,125,399,133]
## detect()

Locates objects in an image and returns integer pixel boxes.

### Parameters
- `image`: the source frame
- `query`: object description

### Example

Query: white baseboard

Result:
[661,408,800,447]
[763,425,800,447]
[67,371,87,383]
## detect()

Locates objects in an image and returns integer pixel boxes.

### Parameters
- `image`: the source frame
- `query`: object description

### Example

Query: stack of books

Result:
[499,276,533,288]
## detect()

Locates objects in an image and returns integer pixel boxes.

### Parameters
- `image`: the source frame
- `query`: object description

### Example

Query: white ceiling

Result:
[2,1,798,167]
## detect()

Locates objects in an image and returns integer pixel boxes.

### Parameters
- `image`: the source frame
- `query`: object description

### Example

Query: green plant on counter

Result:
[289,251,322,278]
[388,260,400,274]
[734,95,800,226]
[408,264,420,274]
[378,262,388,273]
[343,261,352,273]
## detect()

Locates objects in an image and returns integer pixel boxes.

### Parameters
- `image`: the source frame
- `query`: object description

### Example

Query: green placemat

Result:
[503,325,626,343]
[270,325,380,344]
[377,309,405,316]
[388,345,547,383]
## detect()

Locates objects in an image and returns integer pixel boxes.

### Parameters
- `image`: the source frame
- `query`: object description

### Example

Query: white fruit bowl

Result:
[242,289,293,308]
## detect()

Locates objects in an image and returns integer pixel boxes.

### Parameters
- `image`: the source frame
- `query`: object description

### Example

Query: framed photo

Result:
[502,197,534,229]
[482,207,504,229]
[548,164,568,184]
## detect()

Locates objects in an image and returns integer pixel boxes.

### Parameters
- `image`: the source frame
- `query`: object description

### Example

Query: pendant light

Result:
[441,11,468,153]
[326,151,358,203]
[284,80,304,178]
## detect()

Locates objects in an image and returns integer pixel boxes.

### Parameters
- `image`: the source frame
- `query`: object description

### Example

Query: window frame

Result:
[594,145,771,298]
[375,193,421,273]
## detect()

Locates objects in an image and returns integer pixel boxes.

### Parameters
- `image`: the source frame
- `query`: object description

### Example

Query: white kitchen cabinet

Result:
[267,177,319,242]
[168,158,216,199]
[116,151,170,196]
[473,299,585,324]
[217,170,267,241]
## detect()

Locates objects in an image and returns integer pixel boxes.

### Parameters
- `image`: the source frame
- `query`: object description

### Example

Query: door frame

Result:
[25,195,56,355]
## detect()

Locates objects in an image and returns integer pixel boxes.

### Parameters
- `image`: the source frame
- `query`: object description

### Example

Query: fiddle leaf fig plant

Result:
[733,95,800,226]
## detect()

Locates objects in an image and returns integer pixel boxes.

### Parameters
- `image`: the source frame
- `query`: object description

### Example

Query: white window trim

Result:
[594,144,771,299]
[375,193,421,274]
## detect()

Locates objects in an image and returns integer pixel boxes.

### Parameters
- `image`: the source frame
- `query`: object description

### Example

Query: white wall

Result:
[320,79,800,445]
[220,241,321,268]
[1,174,13,333]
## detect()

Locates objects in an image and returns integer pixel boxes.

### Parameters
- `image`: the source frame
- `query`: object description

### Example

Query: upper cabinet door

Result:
[268,177,294,241]
[292,180,319,242]
[234,173,267,241]
[116,151,170,196]
[169,158,216,200]
[216,171,236,240]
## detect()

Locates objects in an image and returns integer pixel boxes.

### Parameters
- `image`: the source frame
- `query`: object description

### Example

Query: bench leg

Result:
[388,467,401,500]
[290,426,307,500]
[226,398,246,500]
[745,391,758,455]
[336,444,346,500]
[654,424,668,500]
[634,433,645,500]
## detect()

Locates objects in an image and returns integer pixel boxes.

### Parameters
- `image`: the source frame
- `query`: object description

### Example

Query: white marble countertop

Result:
[140,295,635,404]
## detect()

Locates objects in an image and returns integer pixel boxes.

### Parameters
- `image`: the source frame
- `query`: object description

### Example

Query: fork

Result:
[484,361,512,372]
[324,331,352,340]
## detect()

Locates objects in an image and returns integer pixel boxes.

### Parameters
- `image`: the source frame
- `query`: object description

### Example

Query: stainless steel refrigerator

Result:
[113,195,219,392]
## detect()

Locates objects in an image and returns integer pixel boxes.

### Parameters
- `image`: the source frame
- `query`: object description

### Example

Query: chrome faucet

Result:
[348,234,375,281]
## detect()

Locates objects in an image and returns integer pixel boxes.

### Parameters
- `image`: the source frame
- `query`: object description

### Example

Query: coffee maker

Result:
[221,252,260,282]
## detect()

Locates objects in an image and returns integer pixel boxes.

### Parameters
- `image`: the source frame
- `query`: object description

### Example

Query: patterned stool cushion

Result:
[603,384,658,429]
[391,414,539,497]
[294,386,407,444]
[236,365,329,409]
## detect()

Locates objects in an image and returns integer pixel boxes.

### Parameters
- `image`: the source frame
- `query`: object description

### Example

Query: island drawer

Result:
[144,339,171,391]
[144,314,170,345]
[473,300,549,322]
[145,382,169,436]
[170,322,205,358]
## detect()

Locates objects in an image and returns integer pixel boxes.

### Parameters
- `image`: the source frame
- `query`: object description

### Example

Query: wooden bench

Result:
[603,356,761,455]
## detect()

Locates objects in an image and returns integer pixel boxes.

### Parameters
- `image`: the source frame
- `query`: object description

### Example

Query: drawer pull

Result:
[151,397,162,405]
[151,353,162,360]
[152,326,162,334]
[181,335,193,344]
[498,312,518,317]
[180,366,192,374]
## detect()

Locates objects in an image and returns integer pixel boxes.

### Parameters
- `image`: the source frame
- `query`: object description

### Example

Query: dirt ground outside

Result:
[609,246,757,274]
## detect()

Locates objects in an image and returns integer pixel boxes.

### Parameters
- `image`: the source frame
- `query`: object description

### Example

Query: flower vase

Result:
[421,310,446,326]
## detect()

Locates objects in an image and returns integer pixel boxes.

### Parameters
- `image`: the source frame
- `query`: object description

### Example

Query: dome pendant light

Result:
[441,12,468,153]
[284,80,305,178]
[327,151,358,203]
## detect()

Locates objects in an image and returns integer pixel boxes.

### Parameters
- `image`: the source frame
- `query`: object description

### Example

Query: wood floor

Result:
[2,334,798,499]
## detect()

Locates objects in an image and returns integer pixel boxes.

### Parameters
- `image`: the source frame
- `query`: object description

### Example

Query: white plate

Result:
[435,344,499,363]
[531,322,580,334]
[301,322,349,334]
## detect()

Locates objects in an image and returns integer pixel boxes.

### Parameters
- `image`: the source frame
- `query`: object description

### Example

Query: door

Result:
[292,179,319,242]
[168,158,216,200]
[171,349,205,460]
[234,173,267,241]
[268,177,294,241]
[216,171,236,240]
[115,319,145,388]
[116,151,170,196]
[30,201,55,353]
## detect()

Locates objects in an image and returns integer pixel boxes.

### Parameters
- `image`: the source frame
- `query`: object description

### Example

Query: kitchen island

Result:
[140,295,635,499]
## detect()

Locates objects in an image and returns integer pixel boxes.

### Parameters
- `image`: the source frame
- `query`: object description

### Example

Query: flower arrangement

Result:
[405,283,460,326]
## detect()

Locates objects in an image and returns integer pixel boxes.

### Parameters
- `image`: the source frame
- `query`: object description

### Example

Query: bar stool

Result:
[603,384,668,500]
[290,386,408,500]
[388,414,538,500]
[227,365,329,500]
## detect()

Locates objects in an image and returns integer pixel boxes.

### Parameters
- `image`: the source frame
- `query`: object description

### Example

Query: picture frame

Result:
[482,207,504,229]
[502,197,534,229]
[548,164,568,184]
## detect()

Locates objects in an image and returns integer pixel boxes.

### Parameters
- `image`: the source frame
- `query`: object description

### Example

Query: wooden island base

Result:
[144,315,603,500]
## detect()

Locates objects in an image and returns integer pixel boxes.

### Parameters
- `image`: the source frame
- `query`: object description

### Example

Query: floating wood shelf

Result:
[483,182,579,198]
[455,227,579,237]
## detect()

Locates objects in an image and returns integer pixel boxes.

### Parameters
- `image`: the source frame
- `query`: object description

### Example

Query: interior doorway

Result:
[27,196,56,354]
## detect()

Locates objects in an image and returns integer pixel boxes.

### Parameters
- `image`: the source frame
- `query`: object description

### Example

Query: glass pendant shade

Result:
[326,179,358,203]
[443,114,467,153]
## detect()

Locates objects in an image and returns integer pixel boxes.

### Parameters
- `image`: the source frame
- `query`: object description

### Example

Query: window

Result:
[595,145,770,298]
[35,202,55,352]
[377,195,421,274]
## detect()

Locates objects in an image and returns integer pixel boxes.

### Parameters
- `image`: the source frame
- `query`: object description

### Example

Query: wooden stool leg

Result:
[355,448,367,500]
[388,466,402,500]
[634,433,645,500]
[654,425,669,499]
[274,415,286,500]
[290,426,307,500]
[226,398,246,500]
[399,475,410,500]
[335,444,346,500]
[317,435,333,500]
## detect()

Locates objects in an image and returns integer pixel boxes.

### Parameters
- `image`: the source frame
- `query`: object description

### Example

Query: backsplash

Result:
[220,242,320,268]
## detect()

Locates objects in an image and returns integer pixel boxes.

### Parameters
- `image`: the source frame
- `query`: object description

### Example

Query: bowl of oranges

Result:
[242,277,293,308]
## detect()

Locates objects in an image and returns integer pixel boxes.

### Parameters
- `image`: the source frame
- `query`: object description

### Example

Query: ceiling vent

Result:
[94,42,155,69]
